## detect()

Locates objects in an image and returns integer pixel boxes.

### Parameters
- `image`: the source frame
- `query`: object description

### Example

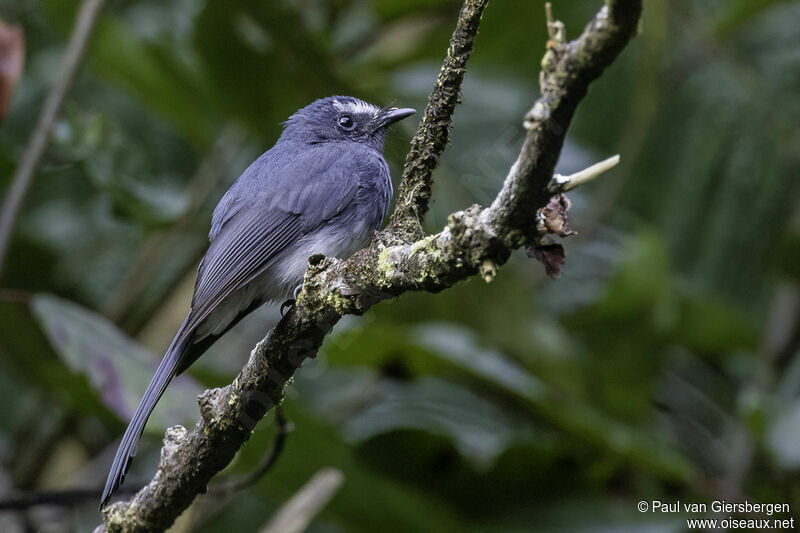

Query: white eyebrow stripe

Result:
[333,99,379,116]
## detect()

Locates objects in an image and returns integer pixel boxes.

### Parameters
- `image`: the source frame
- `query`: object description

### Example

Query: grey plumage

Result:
[100,96,414,507]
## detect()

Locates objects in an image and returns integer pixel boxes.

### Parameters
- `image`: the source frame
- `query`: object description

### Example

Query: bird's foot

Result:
[280,285,303,316]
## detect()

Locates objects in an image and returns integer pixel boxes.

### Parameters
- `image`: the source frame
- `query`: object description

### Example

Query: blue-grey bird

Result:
[100,96,415,507]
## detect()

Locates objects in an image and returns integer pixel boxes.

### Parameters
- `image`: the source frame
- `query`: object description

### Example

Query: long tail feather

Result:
[99,330,192,508]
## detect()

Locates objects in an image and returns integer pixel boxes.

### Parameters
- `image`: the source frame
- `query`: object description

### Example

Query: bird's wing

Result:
[184,143,371,338]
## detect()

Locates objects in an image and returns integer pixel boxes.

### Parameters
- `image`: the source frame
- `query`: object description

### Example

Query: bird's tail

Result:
[100,326,193,508]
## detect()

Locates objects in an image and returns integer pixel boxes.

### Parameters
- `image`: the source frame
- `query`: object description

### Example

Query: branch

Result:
[0,0,105,277]
[483,0,641,242]
[384,0,488,244]
[101,1,642,530]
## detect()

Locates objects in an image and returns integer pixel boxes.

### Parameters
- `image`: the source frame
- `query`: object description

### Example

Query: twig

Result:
[208,408,291,496]
[0,0,105,277]
[549,155,620,192]
[100,2,642,531]
[259,468,344,533]
[545,3,554,37]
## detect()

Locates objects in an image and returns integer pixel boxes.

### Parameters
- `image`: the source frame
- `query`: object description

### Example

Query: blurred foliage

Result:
[0,0,799,531]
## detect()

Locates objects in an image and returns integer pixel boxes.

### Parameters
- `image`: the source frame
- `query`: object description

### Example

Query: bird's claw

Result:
[280,299,295,317]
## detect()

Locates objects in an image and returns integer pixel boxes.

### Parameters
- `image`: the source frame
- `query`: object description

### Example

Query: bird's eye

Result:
[337,114,356,131]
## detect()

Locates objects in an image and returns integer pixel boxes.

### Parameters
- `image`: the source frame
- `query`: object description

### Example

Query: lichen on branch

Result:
[384,0,489,244]
[484,0,642,242]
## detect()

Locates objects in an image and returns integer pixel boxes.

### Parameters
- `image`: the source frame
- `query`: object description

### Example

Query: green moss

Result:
[409,234,438,256]
[323,290,352,314]
[103,502,132,532]
[377,247,398,281]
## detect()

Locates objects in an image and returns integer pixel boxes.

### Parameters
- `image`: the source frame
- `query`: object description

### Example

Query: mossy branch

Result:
[101,0,642,531]
[384,0,489,244]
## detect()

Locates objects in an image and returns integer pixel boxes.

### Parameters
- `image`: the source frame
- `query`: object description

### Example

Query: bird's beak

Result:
[373,107,416,130]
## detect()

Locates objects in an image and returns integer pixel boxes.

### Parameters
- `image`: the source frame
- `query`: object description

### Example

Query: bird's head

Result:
[280,96,415,151]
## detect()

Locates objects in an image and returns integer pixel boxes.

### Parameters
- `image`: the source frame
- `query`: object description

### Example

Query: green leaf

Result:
[330,372,532,469]
[413,323,696,482]
[0,298,104,417]
[30,294,202,430]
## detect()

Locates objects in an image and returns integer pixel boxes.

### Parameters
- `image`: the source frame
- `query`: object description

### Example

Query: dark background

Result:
[0,0,799,531]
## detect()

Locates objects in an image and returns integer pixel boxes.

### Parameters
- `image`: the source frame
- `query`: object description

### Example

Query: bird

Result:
[100,96,415,508]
